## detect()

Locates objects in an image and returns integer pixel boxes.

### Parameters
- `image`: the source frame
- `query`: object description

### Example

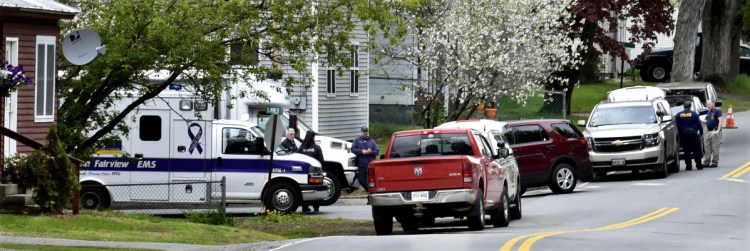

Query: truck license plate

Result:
[411,191,429,201]
[612,158,626,166]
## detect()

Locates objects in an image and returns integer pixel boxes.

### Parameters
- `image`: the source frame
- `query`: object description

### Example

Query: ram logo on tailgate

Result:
[414,167,423,176]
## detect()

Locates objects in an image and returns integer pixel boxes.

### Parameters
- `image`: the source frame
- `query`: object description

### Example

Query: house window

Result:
[35,36,56,122]
[350,70,359,95]
[350,46,359,68]
[5,38,19,65]
[327,69,336,96]
[229,41,259,66]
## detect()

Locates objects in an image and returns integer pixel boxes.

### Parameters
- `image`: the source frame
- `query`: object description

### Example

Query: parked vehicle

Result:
[80,92,328,214]
[436,119,522,219]
[505,119,592,194]
[664,95,708,119]
[633,33,750,82]
[656,82,722,108]
[221,83,358,206]
[368,128,512,235]
[578,87,680,178]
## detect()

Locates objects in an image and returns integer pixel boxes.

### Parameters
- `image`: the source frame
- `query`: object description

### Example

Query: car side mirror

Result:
[661,115,673,122]
[715,100,722,107]
[379,154,385,159]
[496,141,506,149]
[577,120,586,127]
[699,109,708,115]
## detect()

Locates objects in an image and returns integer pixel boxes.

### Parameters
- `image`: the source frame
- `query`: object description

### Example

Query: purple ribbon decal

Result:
[188,123,203,154]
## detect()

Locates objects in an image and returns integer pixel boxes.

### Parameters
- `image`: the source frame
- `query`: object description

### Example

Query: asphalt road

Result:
[275,110,750,251]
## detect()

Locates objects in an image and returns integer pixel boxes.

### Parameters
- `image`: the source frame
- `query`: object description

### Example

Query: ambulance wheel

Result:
[318,173,341,206]
[80,186,110,210]
[264,182,300,214]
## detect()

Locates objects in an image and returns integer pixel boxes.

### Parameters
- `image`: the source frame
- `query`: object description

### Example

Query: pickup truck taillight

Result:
[462,162,473,183]
[368,166,376,188]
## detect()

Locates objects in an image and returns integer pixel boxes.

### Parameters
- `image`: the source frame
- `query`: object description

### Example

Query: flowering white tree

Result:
[380,0,581,125]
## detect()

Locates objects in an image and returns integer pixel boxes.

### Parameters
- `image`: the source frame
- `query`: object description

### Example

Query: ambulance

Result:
[79,91,328,214]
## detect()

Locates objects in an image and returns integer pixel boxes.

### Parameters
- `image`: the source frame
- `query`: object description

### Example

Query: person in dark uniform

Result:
[279,127,299,153]
[352,126,379,189]
[675,101,703,170]
[298,130,324,212]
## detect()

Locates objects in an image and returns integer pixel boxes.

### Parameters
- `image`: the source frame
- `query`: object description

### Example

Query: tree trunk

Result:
[701,0,742,88]
[672,0,706,82]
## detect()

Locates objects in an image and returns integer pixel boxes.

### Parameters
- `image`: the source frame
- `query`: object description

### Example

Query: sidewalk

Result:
[0,235,301,251]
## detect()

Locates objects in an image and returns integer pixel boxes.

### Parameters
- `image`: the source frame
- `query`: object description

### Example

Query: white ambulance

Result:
[79,91,328,214]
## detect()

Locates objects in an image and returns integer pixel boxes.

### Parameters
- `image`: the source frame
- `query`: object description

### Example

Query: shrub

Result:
[16,125,80,214]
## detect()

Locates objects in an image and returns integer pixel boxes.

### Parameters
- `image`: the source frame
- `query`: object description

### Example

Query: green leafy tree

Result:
[57,0,400,157]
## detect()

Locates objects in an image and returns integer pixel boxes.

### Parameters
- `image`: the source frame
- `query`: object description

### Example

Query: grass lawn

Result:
[0,210,374,245]
[0,243,151,251]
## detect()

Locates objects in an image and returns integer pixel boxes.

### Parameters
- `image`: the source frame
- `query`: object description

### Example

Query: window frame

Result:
[34,36,57,122]
[326,69,336,97]
[350,69,359,96]
[139,115,162,141]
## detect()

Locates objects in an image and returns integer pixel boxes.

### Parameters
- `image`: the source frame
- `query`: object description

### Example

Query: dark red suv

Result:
[505,119,593,194]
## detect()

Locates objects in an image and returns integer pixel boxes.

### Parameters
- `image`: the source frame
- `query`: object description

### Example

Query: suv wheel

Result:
[667,146,680,173]
[656,149,669,179]
[647,63,671,82]
[549,163,577,194]
[510,180,522,220]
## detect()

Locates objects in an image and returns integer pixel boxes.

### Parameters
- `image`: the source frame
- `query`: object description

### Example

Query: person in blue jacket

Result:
[352,126,379,189]
[674,101,703,170]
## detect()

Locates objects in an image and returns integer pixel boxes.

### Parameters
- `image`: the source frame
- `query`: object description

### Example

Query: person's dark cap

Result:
[361,126,369,132]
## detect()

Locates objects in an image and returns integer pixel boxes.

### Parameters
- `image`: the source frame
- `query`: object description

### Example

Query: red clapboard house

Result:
[1,0,78,160]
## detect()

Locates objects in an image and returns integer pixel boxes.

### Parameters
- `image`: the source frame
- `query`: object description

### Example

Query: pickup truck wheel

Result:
[397,215,419,232]
[519,186,527,196]
[647,63,671,82]
[549,163,577,194]
[492,189,511,227]
[318,173,341,206]
[510,181,522,220]
[467,190,486,231]
[264,182,300,214]
[80,186,110,210]
[372,207,393,235]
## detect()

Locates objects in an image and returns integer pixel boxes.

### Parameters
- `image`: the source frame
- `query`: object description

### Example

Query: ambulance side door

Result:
[170,120,210,202]
[213,125,268,201]
[129,110,170,201]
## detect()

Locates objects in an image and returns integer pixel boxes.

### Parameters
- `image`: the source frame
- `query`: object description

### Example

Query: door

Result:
[170,120,210,202]
[475,133,502,207]
[213,126,268,201]
[3,38,18,157]
[656,102,678,157]
[129,110,170,201]
[510,125,552,185]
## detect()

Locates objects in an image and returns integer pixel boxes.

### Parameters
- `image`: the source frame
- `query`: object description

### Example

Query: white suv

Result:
[579,88,680,178]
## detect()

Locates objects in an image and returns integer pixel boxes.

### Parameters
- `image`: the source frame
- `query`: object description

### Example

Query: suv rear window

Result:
[552,123,583,139]
[389,133,473,158]
[664,89,707,105]
[589,106,656,127]
[512,125,548,144]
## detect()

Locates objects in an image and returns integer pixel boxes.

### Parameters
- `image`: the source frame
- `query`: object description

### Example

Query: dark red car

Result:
[505,119,593,194]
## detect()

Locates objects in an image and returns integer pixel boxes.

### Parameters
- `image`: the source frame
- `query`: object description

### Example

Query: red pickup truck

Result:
[368,129,512,235]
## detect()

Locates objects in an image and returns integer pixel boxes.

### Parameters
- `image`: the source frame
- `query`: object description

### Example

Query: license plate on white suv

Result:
[612,158,626,166]
[411,191,429,201]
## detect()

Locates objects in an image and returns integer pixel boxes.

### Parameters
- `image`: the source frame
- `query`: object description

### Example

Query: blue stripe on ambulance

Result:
[81,157,313,173]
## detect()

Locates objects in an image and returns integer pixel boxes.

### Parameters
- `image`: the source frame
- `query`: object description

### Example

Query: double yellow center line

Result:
[722,161,750,179]
[500,207,680,251]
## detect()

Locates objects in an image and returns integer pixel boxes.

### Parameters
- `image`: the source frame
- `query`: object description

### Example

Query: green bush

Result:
[727,75,750,96]
[16,125,80,214]
[184,211,233,226]
[251,209,305,223]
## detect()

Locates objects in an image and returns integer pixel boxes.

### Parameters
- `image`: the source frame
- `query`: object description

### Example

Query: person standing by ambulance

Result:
[298,130,324,212]
[352,126,379,189]
[675,101,703,170]
[701,100,723,167]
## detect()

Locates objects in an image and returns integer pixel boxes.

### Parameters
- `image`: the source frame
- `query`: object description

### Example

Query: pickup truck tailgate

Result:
[371,156,467,192]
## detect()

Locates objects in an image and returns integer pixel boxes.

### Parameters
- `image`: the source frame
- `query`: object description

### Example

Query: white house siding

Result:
[256,24,369,141]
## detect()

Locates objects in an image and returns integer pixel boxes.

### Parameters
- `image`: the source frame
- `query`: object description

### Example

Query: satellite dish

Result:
[62,29,106,65]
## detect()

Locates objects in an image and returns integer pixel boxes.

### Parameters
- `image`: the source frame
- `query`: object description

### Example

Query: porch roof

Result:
[0,0,78,15]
